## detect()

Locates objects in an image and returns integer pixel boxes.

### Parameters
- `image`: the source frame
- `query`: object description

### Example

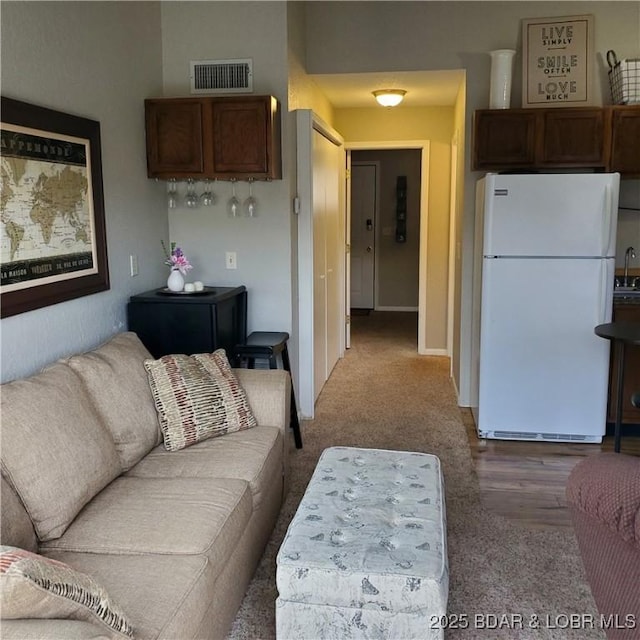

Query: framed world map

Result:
[0,97,109,318]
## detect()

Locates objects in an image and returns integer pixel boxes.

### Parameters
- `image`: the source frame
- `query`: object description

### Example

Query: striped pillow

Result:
[0,546,133,638]
[144,349,257,452]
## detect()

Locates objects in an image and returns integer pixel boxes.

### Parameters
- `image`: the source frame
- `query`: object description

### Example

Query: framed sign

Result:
[522,14,594,108]
[0,97,109,318]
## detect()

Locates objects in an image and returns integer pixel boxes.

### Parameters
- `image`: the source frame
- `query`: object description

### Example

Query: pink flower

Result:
[163,241,193,275]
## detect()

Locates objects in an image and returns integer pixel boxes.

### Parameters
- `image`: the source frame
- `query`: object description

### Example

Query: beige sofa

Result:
[0,332,290,639]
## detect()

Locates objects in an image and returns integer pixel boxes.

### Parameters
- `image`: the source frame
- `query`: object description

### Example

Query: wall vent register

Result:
[190,59,253,94]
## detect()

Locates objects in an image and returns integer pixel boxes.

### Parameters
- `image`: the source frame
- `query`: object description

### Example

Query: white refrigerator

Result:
[471,172,620,443]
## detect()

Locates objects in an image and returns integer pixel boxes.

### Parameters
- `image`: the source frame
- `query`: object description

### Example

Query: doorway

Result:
[347,143,429,353]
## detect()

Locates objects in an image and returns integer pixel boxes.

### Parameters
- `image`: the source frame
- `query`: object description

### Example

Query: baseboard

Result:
[419,348,448,356]
[375,306,419,312]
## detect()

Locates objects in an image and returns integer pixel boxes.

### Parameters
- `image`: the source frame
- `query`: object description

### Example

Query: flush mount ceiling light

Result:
[372,89,407,107]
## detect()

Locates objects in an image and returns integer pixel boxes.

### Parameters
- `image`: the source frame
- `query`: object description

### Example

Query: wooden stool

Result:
[235,332,302,449]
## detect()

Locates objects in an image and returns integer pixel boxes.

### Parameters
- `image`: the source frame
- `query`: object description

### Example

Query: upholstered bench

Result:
[276,446,449,639]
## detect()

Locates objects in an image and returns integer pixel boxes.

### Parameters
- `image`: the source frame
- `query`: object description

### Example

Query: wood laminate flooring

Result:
[462,407,640,529]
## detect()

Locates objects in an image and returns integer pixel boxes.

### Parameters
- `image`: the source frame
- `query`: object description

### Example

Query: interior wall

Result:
[1,1,166,383]
[352,150,422,310]
[287,1,337,396]
[307,1,640,404]
[335,106,454,350]
[160,1,292,335]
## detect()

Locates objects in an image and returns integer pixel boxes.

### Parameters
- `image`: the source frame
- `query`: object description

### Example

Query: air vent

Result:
[492,431,590,442]
[190,59,253,94]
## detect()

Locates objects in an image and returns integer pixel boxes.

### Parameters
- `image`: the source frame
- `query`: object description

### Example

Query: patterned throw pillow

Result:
[144,349,257,452]
[0,546,133,638]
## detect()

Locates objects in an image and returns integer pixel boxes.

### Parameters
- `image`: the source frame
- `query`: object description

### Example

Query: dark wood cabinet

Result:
[610,106,640,177]
[145,99,206,176]
[127,286,247,360]
[145,96,281,180]
[541,108,608,167]
[607,303,640,424]
[473,110,537,170]
[472,105,639,175]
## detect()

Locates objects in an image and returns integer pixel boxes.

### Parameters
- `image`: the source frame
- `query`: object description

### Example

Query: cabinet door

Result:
[145,99,205,178]
[472,110,537,170]
[542,108,608,167]
[608,304,640,424]
[211,96,281,179]
[610,106,640,177]
[128,302,214,358]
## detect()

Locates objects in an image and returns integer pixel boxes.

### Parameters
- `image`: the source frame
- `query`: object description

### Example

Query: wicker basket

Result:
[607,50,640,105]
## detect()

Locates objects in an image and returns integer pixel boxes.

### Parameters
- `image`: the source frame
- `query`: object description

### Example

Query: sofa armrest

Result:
[234,369,291,496]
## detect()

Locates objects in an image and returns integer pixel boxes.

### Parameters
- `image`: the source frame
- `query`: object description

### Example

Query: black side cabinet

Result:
[127,286,247,359]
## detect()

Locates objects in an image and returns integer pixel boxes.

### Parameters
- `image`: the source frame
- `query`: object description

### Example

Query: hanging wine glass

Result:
[244,179,258,217]
[167,178,178,209]
[227,180,240,218]
[200,179,216,207]
[184,178,199,208]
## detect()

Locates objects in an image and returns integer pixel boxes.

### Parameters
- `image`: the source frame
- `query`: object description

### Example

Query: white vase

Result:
[167,269,184,292]
[489,49,516,109]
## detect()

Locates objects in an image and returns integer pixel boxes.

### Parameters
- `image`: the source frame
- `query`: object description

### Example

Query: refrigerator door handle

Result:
[603,185,614,256]
[600,261,614,324]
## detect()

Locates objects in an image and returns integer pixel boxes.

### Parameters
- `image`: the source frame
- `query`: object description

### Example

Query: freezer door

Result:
[484,173,619,258]
[477,257,613,440]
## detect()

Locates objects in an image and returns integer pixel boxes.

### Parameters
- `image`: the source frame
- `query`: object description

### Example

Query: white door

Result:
[313,130,328,402]
[484,173,619,258]
[478,256,612,439]
[350,163,377,308]
[296,110,346,418]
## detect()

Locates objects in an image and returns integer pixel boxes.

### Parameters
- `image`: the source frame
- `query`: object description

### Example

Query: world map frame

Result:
[0,97,109,318]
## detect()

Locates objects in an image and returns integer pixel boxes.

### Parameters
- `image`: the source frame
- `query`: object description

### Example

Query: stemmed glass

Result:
[167,178,178,209]
[184,179,199,208]
[200,179,216,207]
[227,180,240,218]
[244,179,258,217]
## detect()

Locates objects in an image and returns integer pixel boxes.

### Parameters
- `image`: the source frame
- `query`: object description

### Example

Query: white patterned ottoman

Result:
[276,447,448,640]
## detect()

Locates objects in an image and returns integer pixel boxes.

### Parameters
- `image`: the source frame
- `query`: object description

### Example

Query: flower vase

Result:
[167,269,184,292]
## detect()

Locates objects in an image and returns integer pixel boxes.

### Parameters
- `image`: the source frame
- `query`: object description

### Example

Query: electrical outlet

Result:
[129,254,138,277]
[225,251,237,270]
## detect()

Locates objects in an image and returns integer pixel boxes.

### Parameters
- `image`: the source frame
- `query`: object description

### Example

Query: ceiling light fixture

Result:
[372,89,407,107]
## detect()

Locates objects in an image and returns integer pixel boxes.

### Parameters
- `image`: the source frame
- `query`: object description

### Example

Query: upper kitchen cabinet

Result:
[145,99,206,176]
[473,106,639,175]
[610,105,640,177]
[473,110,537,171]
[541,108,608,167]
[145,95,282,180]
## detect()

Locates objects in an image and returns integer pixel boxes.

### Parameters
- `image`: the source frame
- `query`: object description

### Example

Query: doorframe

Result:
[447,136,459,370]
[350,160,381,311]
[345,140,430,354]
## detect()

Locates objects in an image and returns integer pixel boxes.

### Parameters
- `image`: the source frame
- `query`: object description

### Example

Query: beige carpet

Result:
[228,311,602,639]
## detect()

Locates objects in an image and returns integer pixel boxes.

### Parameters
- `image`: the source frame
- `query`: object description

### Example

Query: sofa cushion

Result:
[144,350,257,451]
[41,477,252,571]
[1,476,37,553]
[0,618,124,639]
[1,363,121,542]
[0,546,132,638]
[43,551,215,640]
[127,426,283,510]
[66,332,162,471]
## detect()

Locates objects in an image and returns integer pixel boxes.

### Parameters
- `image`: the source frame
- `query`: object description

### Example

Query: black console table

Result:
[127,286,247,359]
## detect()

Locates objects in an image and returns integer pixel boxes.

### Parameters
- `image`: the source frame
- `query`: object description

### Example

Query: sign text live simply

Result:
[522,15,594,108]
